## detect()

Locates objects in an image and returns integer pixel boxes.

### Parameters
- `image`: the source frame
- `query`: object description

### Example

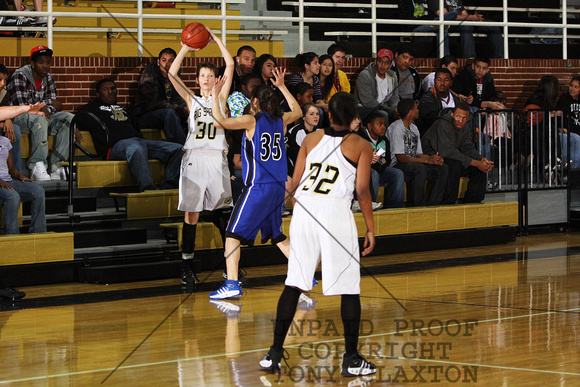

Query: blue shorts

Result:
[226,182,287,246]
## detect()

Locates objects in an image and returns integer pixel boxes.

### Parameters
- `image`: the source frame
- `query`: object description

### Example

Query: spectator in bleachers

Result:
[354,49,399,124]
[451,58,503,111]
[392,43,422,100]
[282,100,320,215]
[227,73,262,119]
[387,99,447,206]
[226,73,261,203]
[76,79,183,192]
[318,54,334,103]
[0,64,22,172]
[133,48,187,145]
[327,43,351,94]
[556,75,580,168]
[11,0,51,26]
[282,82,314,115]
[7,46,80,181]
[423,0,504,58]
[219,45,256,95]
[0,102,47,235]
[422,102,493,204]
[418,68,463,135]
[253,54,278,87]
[357,111,405,208]
[292,82,314,106]
[524,75,561,178]
[287,52,328,113]
[286,102,319,177]
[421,55,459,93]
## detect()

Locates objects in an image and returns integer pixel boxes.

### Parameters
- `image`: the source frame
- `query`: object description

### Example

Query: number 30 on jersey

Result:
[196,121,217,140]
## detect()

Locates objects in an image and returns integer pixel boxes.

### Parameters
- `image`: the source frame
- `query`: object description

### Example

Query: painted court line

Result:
[1,307,579,384]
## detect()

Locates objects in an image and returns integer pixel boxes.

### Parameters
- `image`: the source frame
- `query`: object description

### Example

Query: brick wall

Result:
[1,56,578,112]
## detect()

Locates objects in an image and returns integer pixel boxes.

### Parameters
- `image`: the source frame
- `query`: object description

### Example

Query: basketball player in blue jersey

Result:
[260,92,377,377]
[208,68,302,299]
[168,27,235,288]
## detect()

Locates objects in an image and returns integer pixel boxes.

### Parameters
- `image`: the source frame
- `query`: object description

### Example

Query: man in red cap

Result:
[7,46,79,181]
[353,48,400,124]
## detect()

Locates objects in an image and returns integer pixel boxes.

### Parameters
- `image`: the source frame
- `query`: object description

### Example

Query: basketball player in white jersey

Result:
[260,92,377,377]
[168,27,235,287]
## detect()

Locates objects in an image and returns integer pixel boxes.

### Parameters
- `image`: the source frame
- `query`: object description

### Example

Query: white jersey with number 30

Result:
[295,128,357,202]
[184,95,227,151]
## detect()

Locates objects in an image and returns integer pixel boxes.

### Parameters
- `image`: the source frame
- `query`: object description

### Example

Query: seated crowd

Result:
[1,38,578,241]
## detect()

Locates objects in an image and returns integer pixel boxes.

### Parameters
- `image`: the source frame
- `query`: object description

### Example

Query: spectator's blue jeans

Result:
[371,167,405,208]
[1,123,22,172]
[459,24,504,59]
[138,109,186,145]
[414,12,458,57]
[14,111,72,172]
[0,180,46,234]
[414,12,504,58]
[560,132,580,168]
[109,137,184,191]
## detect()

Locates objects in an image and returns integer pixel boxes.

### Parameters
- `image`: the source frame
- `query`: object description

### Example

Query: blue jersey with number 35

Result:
[242,112,287,185]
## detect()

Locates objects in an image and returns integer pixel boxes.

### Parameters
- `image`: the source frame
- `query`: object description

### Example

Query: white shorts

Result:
[178,149,233,212]
[285,196,360,296]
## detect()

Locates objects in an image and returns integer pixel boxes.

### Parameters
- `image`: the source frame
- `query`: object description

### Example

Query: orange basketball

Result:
[181,22,210,49]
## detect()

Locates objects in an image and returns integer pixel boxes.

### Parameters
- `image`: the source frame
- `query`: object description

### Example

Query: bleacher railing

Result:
[1,0,579,58]
[473,108,572,190]
[473,109,520,193]
[283,0,578,59]
[473,108,572,232]
[521,109,571,189]
[0,0,289,57]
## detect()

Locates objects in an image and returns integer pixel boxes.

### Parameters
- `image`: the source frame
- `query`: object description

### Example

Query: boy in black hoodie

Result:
[422,102,493,204]
[451,58,504,111]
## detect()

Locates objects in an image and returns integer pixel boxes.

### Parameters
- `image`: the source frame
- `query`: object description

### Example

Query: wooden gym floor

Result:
[1,231,580,385]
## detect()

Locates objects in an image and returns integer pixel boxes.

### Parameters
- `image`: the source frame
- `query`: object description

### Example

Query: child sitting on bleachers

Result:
[0,103,47,234]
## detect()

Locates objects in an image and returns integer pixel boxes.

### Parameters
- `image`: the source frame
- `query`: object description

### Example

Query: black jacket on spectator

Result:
[76,100,143,159]
[392,62,422,100]
[218,65,243,95]
[132,63,187,120]
[356,126,391,173]
[422,111,482,168]
[417,86,463,135]
[451,65,496,109]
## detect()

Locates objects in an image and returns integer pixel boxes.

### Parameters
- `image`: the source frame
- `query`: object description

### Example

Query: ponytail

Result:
[253,84,283,119]
[294,52,318,72]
